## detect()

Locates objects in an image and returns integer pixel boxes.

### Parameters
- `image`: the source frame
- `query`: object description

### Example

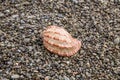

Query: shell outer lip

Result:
[43,40,81,57]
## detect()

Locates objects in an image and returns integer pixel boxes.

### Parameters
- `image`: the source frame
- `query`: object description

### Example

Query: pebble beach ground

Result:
[0,0,120,80]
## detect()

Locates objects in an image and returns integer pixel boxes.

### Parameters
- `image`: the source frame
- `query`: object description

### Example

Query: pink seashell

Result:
[42,25,81,57]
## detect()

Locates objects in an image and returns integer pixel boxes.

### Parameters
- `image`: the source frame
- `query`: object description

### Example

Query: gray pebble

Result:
[72,0,78,3]
[71,76,76,80]
[12,14,19,18]
[27,15,35,19]
[1,78,9,80]
[0,12,4,17]
[86,72,91,77]
[11,74,20,79]
[5,10,10,13]
[0,42,5,47]
[64,76,70,80]
[24,38,30,42]
[20,20,25,24]
[28,46,33,51]
[19,26,24,29]
[114,37,120,44]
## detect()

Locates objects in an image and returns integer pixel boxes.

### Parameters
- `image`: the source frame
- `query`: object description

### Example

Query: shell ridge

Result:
[43,31,70,38]
[43,26,81,57]
[43,38,73,48]
[44,34,71,43]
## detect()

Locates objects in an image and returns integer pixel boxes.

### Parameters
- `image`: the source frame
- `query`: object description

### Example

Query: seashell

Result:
[42,26,81,57]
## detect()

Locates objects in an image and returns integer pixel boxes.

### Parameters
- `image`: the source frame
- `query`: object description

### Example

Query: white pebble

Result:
[114,37,120,44]
[11,74,20,79]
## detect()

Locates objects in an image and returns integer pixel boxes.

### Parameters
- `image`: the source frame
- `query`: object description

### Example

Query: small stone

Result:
[7,43,11,47]
[64,76,70,80]
[76,75,81,78]
[11,0,15,3]
[0,12,4,17]
[1,78,9,80]
[28,46,33,51]
[27,15,35,18]
[24,38,30,42]
[20,20,25,24]
[72,0,78,3]
[19,47,25,52]
[67,69,72,73]
[11,74,20,79]
[86,62,90,67]
[79,0,84,2]
[17,49,21,52]
[34,30,38,33]
[45,76,50,80]
[12,14,19,18]
[57,14,64,18]
[86,72,91,77]
[5,10,10,13]
[114,37,120,44]
[0,42,5,46]
[19,26,24,29]
[71,76,75,80]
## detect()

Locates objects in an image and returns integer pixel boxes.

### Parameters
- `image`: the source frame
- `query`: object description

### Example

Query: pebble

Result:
[11,74,20,79]
[20,20,25,24]
[86,72,91,77]
[19,26,24,29]
[24,38,30,42]
[71,76,76,80]
[27,15,35,19]
[1,78,9,80]
[45,76,50,80]
[5,10,10,13]
[11,0,15,3]
[71,0,78,4]
[114,37,120,44]
[0,42,5,46]
[12,14,19,18]
[0,12,4,17]
[64,76,70,80]
[28,46,33,51]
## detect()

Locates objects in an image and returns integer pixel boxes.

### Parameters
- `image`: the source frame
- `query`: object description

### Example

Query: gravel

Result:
[0,0,120,80]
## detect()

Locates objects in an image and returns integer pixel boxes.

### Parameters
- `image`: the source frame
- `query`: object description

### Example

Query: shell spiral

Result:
[42,26,81,57]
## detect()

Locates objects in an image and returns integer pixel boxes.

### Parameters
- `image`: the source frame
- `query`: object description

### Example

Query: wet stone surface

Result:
[0,0,120,80]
